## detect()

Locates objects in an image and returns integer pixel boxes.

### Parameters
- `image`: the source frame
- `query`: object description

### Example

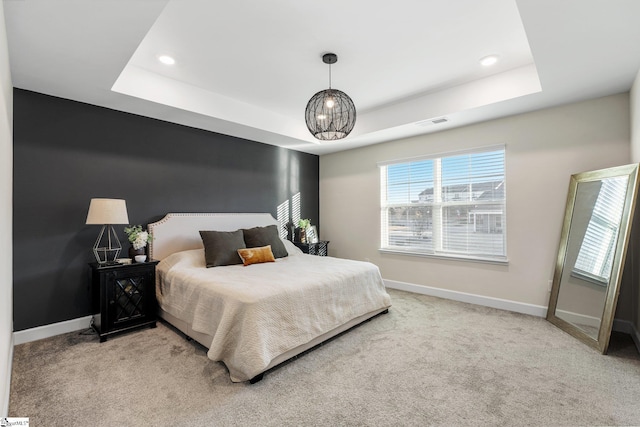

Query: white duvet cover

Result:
[156,246,391,381]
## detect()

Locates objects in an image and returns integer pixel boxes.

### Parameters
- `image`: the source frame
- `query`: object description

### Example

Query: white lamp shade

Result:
[86,198,129,225]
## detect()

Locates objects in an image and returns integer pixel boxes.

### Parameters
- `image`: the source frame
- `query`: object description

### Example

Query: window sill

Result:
[570,270,608,287]
[378,248,509,265]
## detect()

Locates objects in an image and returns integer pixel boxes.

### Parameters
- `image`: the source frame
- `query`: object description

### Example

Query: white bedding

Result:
[156,244,392,382]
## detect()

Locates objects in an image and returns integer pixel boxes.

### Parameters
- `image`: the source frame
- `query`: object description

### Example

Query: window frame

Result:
[378,145,508,264]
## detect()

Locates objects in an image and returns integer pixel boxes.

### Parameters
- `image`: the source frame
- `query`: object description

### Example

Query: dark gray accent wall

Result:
[13,89,319,331]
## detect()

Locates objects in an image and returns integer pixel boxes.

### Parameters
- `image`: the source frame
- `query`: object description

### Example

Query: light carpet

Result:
[9,289,640,426]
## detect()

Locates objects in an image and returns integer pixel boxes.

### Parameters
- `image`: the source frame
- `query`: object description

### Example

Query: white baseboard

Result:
[385,279,640,353]
[556,309,601,328]
[384,279,548,318]
[13,315,92,345]
[1,333,12,417]
[11,287,640,355]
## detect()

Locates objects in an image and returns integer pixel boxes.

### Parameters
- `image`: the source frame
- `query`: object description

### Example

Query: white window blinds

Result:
[380,146,507,262]
[573,176,627,284]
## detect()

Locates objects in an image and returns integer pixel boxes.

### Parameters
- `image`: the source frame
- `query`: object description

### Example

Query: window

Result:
[379,146,507,262]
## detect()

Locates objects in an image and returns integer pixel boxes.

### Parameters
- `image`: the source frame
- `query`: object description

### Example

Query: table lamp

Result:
[86,198,129,264]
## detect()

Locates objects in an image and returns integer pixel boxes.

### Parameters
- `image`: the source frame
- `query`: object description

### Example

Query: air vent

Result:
[416,117,449,127]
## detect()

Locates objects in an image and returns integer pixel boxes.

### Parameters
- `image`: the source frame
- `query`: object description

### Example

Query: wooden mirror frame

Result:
[547,164,639,353]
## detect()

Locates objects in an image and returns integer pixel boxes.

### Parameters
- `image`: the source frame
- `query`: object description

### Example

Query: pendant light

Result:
[305,53,356,141]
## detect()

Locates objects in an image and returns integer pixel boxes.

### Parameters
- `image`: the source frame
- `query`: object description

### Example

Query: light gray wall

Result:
[320,94,630,311]
[629,68,640,336]
[630,68,640,163]
[0,2,13,417]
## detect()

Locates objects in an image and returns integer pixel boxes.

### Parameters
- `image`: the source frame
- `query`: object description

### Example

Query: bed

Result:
[148,213,392,383]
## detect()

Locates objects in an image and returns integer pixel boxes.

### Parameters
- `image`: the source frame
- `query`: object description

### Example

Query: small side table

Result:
[90,261,159,342]
[293,240,330,256]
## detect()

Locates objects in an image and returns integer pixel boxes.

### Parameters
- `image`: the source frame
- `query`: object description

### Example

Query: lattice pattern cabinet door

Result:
[90,261,159,342]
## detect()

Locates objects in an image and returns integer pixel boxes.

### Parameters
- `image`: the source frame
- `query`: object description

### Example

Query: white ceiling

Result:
[4,0,640,155]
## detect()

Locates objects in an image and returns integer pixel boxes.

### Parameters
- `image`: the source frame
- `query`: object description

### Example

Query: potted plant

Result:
[124,225,153,259]
[294,219,311,243]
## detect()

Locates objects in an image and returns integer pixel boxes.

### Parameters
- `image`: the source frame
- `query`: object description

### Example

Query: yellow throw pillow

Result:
[237,245,276,266]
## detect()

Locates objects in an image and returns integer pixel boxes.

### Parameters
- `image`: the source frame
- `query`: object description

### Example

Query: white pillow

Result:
[282,239,303,256]
[158,248,206,270]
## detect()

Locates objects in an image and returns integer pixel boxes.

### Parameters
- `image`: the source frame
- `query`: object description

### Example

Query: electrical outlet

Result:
[548,280,553,292]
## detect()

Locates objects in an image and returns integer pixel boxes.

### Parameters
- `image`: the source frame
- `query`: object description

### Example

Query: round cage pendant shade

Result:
[305,53,356,141]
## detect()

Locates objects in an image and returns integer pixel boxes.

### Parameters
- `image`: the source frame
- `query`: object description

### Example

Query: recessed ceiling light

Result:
[480,55,499,67]
[157,55,176,65]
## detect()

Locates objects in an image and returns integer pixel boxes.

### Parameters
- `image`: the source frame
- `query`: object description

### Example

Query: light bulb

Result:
[317,114,327,120]
[326,98,335,108]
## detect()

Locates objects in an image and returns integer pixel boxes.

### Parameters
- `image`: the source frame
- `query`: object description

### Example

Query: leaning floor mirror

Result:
[547,163,639,353]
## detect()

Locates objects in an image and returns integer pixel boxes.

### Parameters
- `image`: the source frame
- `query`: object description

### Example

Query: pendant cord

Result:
[328,63,332,89]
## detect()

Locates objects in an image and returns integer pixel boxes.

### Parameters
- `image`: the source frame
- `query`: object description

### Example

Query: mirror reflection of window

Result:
[572,176,628,285]
[547,163,639,353]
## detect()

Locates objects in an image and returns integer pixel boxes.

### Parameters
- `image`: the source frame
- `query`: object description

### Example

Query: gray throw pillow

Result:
[199,230,246,267]
[242,225,288,259]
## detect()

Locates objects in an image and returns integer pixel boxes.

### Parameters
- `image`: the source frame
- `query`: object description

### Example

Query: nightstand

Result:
[90,261,159,342]
[293,240,330,256]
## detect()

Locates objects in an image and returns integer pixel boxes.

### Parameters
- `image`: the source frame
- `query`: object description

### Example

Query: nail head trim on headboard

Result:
[148,213,280,261]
